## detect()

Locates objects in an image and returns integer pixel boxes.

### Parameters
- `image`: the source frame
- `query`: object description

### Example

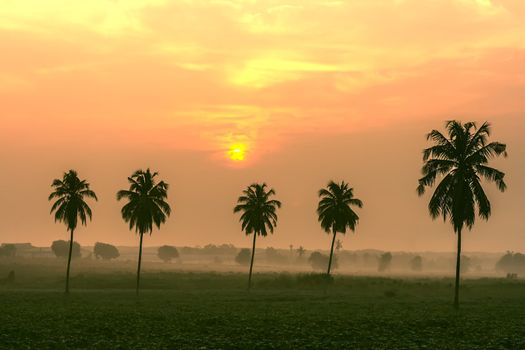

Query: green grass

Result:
[1,269,525,349]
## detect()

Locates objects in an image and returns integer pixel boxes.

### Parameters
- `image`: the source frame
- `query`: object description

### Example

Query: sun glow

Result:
[228,143,247,161]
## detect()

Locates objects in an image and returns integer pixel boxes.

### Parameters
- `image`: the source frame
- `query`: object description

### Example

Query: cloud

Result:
[0,0,167,35]
[1,0,524,161]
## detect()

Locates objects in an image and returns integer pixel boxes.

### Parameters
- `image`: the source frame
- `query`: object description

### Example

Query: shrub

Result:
[51,240,81,259]
[308,252,338,271]
[158,245,180,262]
[235,248,251,266]
[94,242,120,260]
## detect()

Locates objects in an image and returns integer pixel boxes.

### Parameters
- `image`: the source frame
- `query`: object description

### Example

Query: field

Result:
[0,259,524,349]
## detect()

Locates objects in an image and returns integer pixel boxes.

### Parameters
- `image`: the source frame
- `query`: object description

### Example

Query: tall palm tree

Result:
[417,121,507,309]
[48,170,97,294]
[317,181,363,276]
[234,183,281,290]
[117,169,171,296]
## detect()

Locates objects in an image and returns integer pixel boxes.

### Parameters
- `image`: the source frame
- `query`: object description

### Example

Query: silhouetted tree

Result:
[410,255,423,272]
[52,240,81,259]
[0,244,16,258]
[335,239,343,252]
[234,183,281,289]
[297,246,306,258]
[417,121,507,309]
[308,251,338,271]
[94,242,120,260]
[117,169,171,296]
[158,245,179,262]
[317,181,363,276]
[49,170,97,294]
[378,252,393,272]
[496,252,525,275]
[235,248,251,266]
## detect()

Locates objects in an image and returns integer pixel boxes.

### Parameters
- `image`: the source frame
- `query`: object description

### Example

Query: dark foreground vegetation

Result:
[1,271,524,349]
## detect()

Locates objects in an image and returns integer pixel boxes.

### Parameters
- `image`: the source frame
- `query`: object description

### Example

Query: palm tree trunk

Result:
[327,229,337,276]
[65,229,74,294]
[136,232,144,296]
[454,227,462,309]
[248,233,257,290]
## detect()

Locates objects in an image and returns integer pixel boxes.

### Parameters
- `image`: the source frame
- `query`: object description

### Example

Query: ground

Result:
[0,270,524,349]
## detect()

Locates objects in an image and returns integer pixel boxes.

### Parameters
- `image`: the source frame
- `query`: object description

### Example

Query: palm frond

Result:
[117,169,171,235]
[317,181,363,235]
[48,170,97,232]
[418,121,507,232]
[233,183,281,237]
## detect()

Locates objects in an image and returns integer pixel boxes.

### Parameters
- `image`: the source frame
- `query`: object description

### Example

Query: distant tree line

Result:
[0,244,17,258]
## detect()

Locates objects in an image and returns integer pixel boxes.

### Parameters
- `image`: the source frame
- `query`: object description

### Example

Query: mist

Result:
[1,116,524,252]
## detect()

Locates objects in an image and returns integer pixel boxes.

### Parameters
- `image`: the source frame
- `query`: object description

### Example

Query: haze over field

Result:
[1,0,524,251]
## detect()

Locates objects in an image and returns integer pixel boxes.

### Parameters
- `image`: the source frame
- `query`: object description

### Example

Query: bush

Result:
[308,252,337,271]
[0,244,16,258]
[94,242,120,260]
[158,245,180,262]
[51,240,81,259]
[235,248,251,266]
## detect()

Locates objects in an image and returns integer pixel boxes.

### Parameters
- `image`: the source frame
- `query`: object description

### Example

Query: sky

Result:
[1,0,524,252]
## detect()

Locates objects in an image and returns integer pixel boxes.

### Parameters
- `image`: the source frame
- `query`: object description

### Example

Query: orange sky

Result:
[1,0,524,251]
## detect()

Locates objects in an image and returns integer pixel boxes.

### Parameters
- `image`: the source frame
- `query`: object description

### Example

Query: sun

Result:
[228,143,247,161]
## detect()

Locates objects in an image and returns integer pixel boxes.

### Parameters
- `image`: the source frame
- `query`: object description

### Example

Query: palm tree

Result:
[417,121,507,309]
[234,183,281,290]
[48,170,97,294]
[117,169,171,296]
[297,246,306,258]
[317,181,363,276]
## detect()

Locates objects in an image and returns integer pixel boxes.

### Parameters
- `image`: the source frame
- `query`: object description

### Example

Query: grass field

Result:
[1,263,525,349]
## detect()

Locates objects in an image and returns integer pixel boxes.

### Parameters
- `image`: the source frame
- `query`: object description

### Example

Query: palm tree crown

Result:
[233,183,282,236]
[117,168,171,235]
[417,121,507,233]
[49,170,98,231]
[317,181,363,234]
